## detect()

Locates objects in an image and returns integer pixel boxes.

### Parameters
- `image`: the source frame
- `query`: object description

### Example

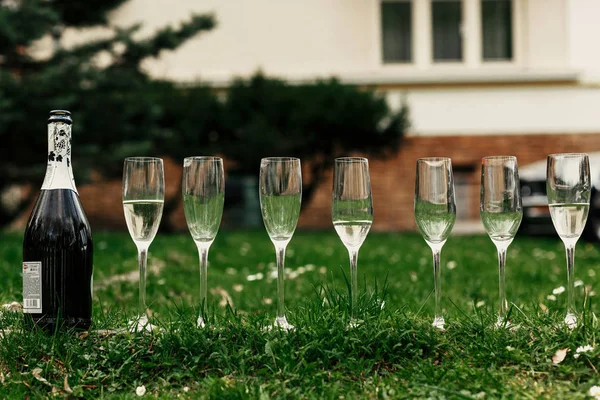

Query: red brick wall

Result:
[297,133,600,231]
[14,133,600,232]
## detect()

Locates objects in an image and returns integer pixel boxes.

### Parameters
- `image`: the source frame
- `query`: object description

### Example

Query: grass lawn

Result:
[1,229,600,398]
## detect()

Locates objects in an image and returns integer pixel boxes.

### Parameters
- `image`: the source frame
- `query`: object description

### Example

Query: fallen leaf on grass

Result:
[552,348,569,364]
[64,375,72,394]
[574,345,595,359]
[552,286,565,295]
[210,286,233,308]
[233,284,244,292]
[3,302,22,312]
[31,368,51,386]
[136,385,146,396]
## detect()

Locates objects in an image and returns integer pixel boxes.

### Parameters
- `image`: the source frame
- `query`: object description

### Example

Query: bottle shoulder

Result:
[24,189,92,247]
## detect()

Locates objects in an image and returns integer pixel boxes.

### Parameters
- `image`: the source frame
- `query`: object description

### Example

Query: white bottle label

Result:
[41,122,78,193]
[23,262,42,313]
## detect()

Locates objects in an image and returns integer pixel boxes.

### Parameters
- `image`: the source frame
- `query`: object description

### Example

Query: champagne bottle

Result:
[22,110,93,331]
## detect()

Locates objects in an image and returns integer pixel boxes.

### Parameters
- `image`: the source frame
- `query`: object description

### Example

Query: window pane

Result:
[482,0,513,60]
[432,0,462,61]
[381,2,412,63]
[453,167,476,221]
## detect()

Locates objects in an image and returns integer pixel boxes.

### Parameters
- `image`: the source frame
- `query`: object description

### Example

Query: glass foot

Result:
[564,313,577,329]
[432,316,445,330]
[265,316,295,332]
[128,315,155,333]
[346,317,364,330]
[495,316,511,329]
[495,318,521,331]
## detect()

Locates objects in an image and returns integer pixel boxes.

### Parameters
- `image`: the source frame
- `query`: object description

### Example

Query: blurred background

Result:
[2,0,600,235]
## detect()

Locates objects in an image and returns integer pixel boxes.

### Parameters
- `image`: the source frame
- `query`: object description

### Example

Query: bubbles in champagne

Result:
[333,220,372,250]
[414,202,456,244]
[260,193,301,242]
[549,203,589,239]
[123,200,164,244]
[183,193,224,243]
[481,211,522,242]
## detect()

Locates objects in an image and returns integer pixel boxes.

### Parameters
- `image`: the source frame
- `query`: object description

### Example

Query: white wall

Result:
[524,0,569,69]
[567,0,600,82]
[107,0,377,82]
[58,0,600,137]
[59,0,574,83]
[395,85,600,136]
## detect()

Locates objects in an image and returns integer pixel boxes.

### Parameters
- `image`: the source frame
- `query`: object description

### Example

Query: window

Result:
[432,0,463,62]
[381,0,412,63]
[481,0,513,61]
[379,0,516,66]
[453,166,477,221]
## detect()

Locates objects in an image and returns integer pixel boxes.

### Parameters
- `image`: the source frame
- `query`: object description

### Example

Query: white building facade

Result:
[95,0,600,138]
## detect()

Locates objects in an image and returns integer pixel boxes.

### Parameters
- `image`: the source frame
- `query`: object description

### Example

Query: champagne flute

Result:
[547,153,591,328]
[183,157,225,328]
[480,156,523,327]
[259,157,302,331]
[332,157,373,325]
[414,158,456,330]
[122,157,165,330]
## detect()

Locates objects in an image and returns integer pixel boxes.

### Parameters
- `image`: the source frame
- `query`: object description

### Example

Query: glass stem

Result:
[496,245,508,322]
[348,249,359,318]
[565,243,576,317]
[276,244,287,320]
[137,247,148,317]
[197,244,209,317]
[432,247,442,322]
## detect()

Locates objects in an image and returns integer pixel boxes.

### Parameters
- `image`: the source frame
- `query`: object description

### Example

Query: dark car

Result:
[519,153,600,241]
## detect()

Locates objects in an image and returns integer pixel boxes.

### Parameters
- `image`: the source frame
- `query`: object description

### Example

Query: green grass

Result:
[1,229,600,398]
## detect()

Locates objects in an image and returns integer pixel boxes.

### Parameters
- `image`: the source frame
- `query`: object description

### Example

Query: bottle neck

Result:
[41,121,78,193]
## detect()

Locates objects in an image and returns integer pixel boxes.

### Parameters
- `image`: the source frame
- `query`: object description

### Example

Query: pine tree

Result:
[0,0,215,226]
[0,1,408,230]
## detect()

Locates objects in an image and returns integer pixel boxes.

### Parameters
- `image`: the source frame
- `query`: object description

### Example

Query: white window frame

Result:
[375,0,523,70]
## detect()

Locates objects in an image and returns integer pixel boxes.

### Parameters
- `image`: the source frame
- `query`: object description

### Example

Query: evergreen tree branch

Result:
[0,0,58,56]
[116,14,215,68]
[50,0,129,27]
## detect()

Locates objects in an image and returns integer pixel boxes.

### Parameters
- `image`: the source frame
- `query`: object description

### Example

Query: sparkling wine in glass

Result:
[182,157,225,328]
[122,157,165,330]
[414,157,456,330]
[332,157,373,325]
[259,157,302,331]
[547,153,591,328]
[480,156,523,327]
